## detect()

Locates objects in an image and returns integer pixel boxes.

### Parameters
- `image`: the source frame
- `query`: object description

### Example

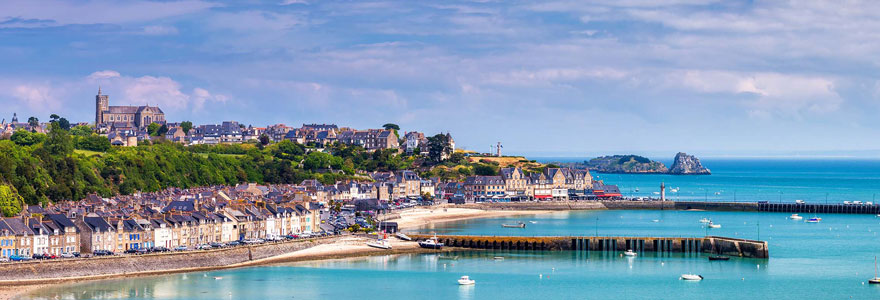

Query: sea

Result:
[18,158,880,299]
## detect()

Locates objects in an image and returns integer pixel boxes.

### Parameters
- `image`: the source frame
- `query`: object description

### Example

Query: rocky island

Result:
[563,153,711,175]
[668,152,711,175]
[583,155,668,174]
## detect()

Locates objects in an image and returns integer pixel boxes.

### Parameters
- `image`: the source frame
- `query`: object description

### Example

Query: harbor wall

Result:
[458,202,606,211]
[0,237,337,283]
[411,234,768,259]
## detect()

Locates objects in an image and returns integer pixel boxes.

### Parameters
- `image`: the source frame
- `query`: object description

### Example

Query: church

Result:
[95,87,165,128]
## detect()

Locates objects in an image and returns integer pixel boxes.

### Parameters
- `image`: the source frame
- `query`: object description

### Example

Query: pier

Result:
[757,202,880,214]
[411,234,769,258]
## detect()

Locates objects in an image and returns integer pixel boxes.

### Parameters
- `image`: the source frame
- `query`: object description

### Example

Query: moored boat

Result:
[367,239,392,250]
[788,214,803,220]
[680,274,703,281]
[699,218,710,223]
[458,275,475,285]
[419,236,444,249]
[870,256,880,284]
[805,217,822,223]
[708,255,730,261]
[502,222,526,228]
[707,221,721,228]
[624,249,637,256]
[395,232,412,241]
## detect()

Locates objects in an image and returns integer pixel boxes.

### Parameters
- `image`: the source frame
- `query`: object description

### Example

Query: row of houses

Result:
[0,184,322,258]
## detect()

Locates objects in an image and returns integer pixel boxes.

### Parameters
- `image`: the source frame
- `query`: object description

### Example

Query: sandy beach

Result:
[1,206,543,300]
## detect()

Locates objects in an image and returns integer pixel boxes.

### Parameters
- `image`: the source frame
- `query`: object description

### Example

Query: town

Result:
[0,88,625,262]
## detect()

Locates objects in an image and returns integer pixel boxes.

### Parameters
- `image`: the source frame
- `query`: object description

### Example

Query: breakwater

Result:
[757,202,880,214]
[0,237,337,284]
[456,200,880,215]
[411,234,769,258]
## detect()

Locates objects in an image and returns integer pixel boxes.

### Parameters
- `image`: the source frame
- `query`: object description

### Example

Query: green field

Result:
[74,149,105,157]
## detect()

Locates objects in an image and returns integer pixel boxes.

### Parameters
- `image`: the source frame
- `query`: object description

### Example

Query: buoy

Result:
[757,265,760,269]
[540,274,543,279]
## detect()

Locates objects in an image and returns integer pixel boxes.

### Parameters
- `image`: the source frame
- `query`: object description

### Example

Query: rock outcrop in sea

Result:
[668,152,711,175]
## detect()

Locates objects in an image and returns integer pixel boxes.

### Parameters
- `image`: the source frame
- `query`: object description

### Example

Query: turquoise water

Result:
[22,210,880,300]
[539,158,880,203]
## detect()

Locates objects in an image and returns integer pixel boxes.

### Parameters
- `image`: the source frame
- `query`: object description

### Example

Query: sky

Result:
[2,0,880,157]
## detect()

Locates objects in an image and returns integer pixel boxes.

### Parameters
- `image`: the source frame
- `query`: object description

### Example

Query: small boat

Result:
[367,239,392,250]
[870,256,880,284]
[493,256,504,260]
[805,217,822,223]
[699,218,710,223]
[680,274,703,281]
[707,222,721,229]
[529,221,537,224]
[438,255,460,260]
[624,249,637,256]
[788,214,803,220]
[652,219,660,223]
[502,222,526,228]
[395,232,412,241]
[213,276,223,280]
[419,236,444,249]
[708,255,730,261]
[457,275,475,285]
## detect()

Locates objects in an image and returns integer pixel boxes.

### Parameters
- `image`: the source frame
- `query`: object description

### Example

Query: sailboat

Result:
[869,256,880,284]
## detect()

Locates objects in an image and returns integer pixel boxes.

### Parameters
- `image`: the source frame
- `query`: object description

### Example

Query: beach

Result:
[0,206,545,300]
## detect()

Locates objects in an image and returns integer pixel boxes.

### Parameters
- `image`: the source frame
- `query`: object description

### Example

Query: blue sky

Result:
[2,0,880,157]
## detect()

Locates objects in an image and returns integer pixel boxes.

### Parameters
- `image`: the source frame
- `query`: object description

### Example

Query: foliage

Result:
[426,134,452,163]
[617,155,651,164]
[382,123,400,131]
[11,130,46,146]
[70,125,93,137]
[259,134,270,145]
[49,114,71,131]
[75,134,111,152]
[180,121,193,135]
[473,164,499,176]
[147,123,160,136]
[27,117,39,131]
[0,184,24,217]
[157,124,169,136]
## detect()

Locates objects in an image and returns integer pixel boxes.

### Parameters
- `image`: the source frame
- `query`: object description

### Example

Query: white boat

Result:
[529,221,537,224]
[795,199,805,204]
[707,222,721,229]
[395,232,412,241]
[502,222,526,228]
[652,219,660,223]
[699,218,710,223]
[805,217,822,223]
[680,274,703,281]
[367,239,392,250]
[624,249,637,256]
[418,236,444,249]
[788,214,803,220]
[457,275,476,285]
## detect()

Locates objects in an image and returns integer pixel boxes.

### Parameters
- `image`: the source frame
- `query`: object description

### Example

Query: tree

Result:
[259,134,270,145]
[382,123,400,131]
[75,134,111,152]
[70,125,93,136]
[157,124,169,136]
[427,134,452,163]
[49,114,70,130]
[27,117,39,131]
[180,121,193,135]
[45,122,73,156]
[0,185,24,217]
[473,164,498,176]
[147,123,160,136]
[10,130,46,146]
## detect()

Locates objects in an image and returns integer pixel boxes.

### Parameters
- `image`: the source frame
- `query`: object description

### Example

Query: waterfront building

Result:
[337,129,399,150]
[464,176,507,203]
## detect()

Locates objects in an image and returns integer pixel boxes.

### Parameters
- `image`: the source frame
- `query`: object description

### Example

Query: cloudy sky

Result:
[2,0,880,157]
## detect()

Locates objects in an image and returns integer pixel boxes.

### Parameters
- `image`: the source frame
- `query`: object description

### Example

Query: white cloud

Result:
[191,87,228,112]
[86,70,226,113]
[280,0,308,5]
[12,85,61,113]
[142,25,179,36]
[208,11,305,32]
[87,70,121,80]
[0,0,216,28]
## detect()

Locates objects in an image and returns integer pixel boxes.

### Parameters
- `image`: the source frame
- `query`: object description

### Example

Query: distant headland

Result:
[554,152,711,175]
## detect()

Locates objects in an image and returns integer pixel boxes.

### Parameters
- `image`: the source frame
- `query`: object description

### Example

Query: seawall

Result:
[0,238,336,284]
[411,234,768,258]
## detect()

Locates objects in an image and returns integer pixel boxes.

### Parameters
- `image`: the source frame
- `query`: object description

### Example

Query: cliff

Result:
[584,155,668,173]
[668,152,711,175]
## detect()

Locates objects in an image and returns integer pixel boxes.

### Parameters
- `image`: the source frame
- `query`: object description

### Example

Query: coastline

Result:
[0,206,547,300]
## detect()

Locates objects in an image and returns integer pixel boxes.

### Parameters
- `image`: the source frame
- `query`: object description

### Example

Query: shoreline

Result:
[0,206,547,300]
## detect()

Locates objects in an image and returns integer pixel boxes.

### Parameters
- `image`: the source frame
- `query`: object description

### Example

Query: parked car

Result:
[72,252,81,257]
[137,249,149,254]
[10,255,31,261]
[150,247,170,253]
[124,249,139,254]
[60,252,75,258]
[225,241,241,247]
[173,245,189,251]
[197,244,212,250]
[93,250,114,256]
[210,242,224,248]
[0,257,9,262]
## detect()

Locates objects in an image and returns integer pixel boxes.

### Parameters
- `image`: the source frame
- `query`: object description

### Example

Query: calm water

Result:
[538,158,880,203]
[22,210,880,300]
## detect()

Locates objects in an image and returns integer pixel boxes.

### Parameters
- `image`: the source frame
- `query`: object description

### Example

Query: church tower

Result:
[95,87,109,125]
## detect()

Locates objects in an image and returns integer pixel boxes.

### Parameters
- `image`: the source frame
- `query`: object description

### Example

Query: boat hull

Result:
[419,243,444,249]
[708,256,730,261]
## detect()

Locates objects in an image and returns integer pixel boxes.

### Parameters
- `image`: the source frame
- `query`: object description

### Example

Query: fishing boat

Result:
[805,217,822,223]
[788,214,803,220]
[418,236,444,249]
[395,232,412,241]
[624,249,637,256]
[707,221,721,228]
[870,256,880,284]
[680,274,703,281]
[458,275,476,285]
[367,239,392,250]
[708,255,730,261]
[699,218,710,223]
[502,222,526,228]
